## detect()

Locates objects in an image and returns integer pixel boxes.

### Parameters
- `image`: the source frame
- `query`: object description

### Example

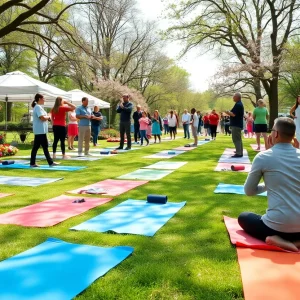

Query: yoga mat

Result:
[0,193,13,199]
[117,169,175,181]
[144,150,183,159]
[237,247,300,300]
[0,195,112,227]
[250,144,266,151]
[222,148,248,155]
[67,179,148,196]
[214,163,251,172]
[173,146,195,151]
[0,176,63,187]
[214,183,267,196]
[147,194,168,204]
[0,164,86,171]
[218,155,251,164]
[143,161,187,170]
[223,216,288,252]
[0,237,133,300]
[70,199,186,236]
[15,155,102,161]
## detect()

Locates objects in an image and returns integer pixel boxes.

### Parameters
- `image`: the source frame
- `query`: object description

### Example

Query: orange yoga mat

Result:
[0,195,113,227]
[237,248,300,300]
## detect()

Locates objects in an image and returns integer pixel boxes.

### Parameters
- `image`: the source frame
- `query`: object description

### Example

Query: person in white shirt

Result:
[181,109,191,139]
[190,108,199,146]
[168,110,177,139]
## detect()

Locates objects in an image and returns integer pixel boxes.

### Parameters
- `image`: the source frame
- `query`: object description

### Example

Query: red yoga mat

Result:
[0,195,113,227]
[231,165,245,171]
[237,248,300,300]
[67,179,148,196]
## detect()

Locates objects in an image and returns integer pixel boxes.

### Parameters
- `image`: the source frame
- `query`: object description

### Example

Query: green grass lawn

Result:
[0,133,265,299]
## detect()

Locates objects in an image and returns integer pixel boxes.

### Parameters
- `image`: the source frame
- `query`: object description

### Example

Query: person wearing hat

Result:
[116,94,133,150]
[91,105,103,146]
[132,104,142,144]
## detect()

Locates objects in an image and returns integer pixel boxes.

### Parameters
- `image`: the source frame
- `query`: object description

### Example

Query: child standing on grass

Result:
[139,111,150,146]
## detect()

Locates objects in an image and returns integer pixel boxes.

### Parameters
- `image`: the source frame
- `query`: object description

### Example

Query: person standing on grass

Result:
[146,112,152,141]
[225,92,244,157]
[197,111,203,136]
[238,117,300,252]
[190,108,199,146]
[208,109,219,140]
[51,97,76,159]
[203,113,210,136]
[139,111,150,146]
[174,110,179,134]
[132,104,142,144]
[246,112,254,138]
[91,105,103,146]
[224,115,231,135]
[30,93,58,167]
[67,110,78,150]
[163,114,169,135]
[182,109,191,139]
[151,110,162,143]
[168,110,177,140]
[76,97,92,156]
[290,95,300,149]
[253,99,269,150]
[116,94,133,150]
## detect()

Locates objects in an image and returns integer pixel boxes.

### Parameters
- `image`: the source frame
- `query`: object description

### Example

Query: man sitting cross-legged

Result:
[238,117,300,252]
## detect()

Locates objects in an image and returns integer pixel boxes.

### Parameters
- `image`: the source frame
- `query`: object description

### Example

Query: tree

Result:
[167,0,300,127]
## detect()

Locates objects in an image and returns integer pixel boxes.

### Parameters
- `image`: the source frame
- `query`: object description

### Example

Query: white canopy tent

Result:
[68,89,110,109]
[0,71,71,129]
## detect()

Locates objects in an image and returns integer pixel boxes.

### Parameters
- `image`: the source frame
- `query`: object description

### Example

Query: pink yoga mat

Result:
[0,195,113,227]
[214,163,251,172]
[223,216,300,253]
[67,179,148,196]
[0,193,13,199]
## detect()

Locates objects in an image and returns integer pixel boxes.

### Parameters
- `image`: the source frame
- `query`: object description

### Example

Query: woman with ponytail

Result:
[30,94,58,167]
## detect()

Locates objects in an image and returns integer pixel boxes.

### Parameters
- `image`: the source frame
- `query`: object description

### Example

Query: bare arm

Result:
[290,104,296,117]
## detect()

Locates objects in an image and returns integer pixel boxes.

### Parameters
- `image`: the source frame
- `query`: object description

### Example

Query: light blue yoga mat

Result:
[144,150,183,159]
[0,176,63,187]
[117,169,174,180]
[214,183,267,196]
[143,161,187,170]
[70,199,186,236]
[0,164,85,171]
[0,237,133,300]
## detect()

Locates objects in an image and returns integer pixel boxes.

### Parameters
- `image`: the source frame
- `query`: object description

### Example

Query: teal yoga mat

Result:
[0,176,63,186]
[0,238,133,300]
[70,199,186,236]
[117,169,174,180]
[0,164,85,171]
[214,183,267,196]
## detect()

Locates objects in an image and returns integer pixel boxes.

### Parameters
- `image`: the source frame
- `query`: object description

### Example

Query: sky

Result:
[135,0,220,92]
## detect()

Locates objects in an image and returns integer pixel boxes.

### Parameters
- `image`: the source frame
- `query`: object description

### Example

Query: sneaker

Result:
[115,147,123,150]
[49,162,60,167]
[78,153,84,157]
[68,147,72,150]
[124,147,131,150]
[30,164,39,168]
[231,154,243,158]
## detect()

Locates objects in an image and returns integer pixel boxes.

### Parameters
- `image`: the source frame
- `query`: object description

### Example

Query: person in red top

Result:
[208,109,220,140]
[203,113,210,136]
[51,97,76,159]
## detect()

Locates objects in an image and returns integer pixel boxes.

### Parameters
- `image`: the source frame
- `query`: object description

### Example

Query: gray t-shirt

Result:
[244,143,300,232]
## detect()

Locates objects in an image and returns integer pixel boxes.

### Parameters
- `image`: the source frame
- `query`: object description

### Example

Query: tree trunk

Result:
[267,78,279,129]
[253,78,262,101]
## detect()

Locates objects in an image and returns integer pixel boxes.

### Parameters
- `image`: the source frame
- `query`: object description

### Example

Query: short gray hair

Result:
[234,92,242,100]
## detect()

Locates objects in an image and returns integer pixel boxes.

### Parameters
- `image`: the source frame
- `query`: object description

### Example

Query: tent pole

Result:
[5,96,8,131]
[109,107,111,129]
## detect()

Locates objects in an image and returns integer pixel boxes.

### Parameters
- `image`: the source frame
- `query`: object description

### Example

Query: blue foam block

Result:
[214,183,267,196]
[70,199,186,236]
[0,164,85,171]
[147,194,168,204]
[0,238,133,300]
[1,160,14,165]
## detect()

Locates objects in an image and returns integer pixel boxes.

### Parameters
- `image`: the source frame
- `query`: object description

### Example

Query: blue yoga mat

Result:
[0,176,63,187]
[0,164,85,171]
[0,238,133,300]
[70,199,186,236]
[214,183,267,196]
[117,169,174,180]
